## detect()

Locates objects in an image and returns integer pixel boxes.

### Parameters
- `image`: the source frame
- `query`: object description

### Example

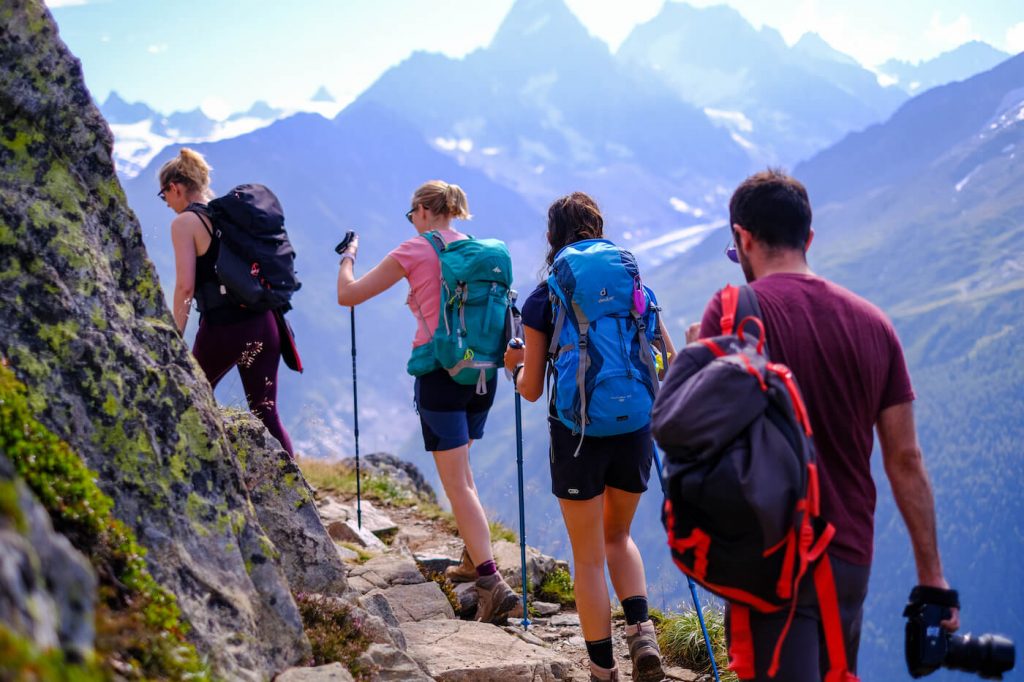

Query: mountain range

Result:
[112,1,1022,680]
[879,40,1012,94]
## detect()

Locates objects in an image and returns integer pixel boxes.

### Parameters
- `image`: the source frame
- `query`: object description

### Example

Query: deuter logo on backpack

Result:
[406,231,514,395]
[190,184,301,313]
[547,239,665,443]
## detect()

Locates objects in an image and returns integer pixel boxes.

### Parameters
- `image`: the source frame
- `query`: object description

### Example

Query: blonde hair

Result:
[411,180,471,220]
[159,148,213,201]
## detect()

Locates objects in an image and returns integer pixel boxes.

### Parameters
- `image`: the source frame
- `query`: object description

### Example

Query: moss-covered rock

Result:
[0,2,313,678]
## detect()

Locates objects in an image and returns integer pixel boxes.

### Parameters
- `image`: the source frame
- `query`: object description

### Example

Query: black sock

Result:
[585,637,615,669]
[622,595,649,625]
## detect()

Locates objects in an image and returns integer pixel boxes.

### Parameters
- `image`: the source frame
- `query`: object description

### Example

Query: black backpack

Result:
[191,184,300,313]
[652,284,857,681]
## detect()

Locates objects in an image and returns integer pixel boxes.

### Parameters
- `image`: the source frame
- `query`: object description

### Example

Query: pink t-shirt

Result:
[388,229,468,348]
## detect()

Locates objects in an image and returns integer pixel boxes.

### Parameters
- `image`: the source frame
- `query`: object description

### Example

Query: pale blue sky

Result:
[47,0,1024,118]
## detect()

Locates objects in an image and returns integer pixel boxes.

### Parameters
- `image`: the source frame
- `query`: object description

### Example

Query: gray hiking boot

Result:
[445,546,476,584]
[588,661,620,681]
[474,572,518,624]
[625,619,665,682]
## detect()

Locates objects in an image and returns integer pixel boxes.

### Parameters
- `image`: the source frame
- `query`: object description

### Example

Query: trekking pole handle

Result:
[508,338,524,349]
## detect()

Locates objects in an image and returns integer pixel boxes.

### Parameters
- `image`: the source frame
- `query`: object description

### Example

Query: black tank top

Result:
[187,203,261,326]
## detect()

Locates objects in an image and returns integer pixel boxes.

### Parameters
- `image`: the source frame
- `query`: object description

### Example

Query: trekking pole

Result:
[351,304,362,530]
[652,445,720,682]
[509,337,531,630]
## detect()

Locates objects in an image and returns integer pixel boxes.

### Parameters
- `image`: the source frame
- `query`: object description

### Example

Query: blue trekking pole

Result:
[509,336,531,630]
[336,230,362,529]
[652,445,720,682]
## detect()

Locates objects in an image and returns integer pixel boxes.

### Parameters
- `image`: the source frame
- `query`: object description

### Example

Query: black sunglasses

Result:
[157,185,170,201]
[405,206,416,224]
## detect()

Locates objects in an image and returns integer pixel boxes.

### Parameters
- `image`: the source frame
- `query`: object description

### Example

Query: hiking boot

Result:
[589,661,620,681]
[474,573,518,624]
[625,620,665,682]
[445,547,476,583]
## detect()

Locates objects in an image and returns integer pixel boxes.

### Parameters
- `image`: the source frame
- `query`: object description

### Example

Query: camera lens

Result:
[945,632,1015,677]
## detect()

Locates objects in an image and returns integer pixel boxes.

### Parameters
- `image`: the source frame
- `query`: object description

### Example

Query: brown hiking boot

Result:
[473,573,518,624]
[588,661,620,681]
[444,547,476,583]
[625,620,665,682]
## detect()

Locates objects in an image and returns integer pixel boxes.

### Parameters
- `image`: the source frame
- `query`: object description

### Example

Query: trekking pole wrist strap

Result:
[512,364,524,386]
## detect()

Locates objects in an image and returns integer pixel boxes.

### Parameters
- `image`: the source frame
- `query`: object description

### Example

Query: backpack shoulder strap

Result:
[420,230,447,258]
[720,284,770,357]
[185,203,213,238]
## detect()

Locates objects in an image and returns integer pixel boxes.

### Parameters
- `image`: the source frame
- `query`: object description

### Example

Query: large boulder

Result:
[0,2,314,677]
[227,411,349,596]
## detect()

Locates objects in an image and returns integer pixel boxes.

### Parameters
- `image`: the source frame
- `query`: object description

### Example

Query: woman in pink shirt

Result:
[336,180,517,624]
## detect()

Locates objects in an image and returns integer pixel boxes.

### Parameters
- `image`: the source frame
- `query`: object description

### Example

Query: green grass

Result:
[657,606,735,681]
[489,519,517,544]
[298,457,419,508]
[537,567,575,607]
[337,541,373,564]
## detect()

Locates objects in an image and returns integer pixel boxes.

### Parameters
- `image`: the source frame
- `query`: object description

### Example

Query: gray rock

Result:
[229,412,348,596]
[549,613,582,628]
[0,454,97,658]
[372,581,456,623]
[335,543,360,562]
[275,663,355,682]
[316,498,352,525]
[403,619,575,680]
[413,551,459,576]
[348,555,425,590]
[358,592,401,628]
[316,498,397,538]
[532,601,561,617]
[0,4,308,677]
[356,642,432,681]
[328,520,387,550]
[492,540,559,591]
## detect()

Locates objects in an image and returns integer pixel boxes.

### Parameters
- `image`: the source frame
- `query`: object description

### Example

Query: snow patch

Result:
[704,108,754,133]
[629,220,726,266]
[669,197,705,218]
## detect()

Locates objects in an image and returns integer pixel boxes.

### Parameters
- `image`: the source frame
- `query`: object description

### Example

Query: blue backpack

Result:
[547,239,665,445]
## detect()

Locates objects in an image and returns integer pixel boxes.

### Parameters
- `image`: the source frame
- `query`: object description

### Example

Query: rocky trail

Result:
[277,456,704,681]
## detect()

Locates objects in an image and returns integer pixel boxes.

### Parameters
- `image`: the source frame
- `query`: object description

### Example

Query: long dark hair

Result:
[545,192,604,268]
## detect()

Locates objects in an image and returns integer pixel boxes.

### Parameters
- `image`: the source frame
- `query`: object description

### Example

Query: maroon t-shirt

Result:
[699,273,915,566]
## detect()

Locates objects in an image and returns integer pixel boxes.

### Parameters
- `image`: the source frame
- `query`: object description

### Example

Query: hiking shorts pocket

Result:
[548,418,653,500]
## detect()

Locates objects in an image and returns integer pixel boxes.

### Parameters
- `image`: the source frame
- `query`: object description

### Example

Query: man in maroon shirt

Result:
[696,169,959,680]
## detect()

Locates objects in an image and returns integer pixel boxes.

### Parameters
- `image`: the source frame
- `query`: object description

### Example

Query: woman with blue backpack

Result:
[504,192,676,682]
[336,179,518,624]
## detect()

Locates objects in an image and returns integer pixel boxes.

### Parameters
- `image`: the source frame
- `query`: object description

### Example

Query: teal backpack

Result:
[406,231,514,394]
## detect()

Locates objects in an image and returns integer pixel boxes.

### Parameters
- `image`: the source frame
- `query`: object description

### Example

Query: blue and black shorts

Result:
[548,418,653,500]
[413,369,497,452]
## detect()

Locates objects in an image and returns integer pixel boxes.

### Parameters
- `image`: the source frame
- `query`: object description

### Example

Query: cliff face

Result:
[0,2,336,677]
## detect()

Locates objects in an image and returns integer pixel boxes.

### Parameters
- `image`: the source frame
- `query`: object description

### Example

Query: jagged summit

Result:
[793,31,860,66]
[311,85,336,102]
[489,0,607,58]
[99,90,157,124]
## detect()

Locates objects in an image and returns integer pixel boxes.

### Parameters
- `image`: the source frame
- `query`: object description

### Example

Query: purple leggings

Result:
[192,310,294,456]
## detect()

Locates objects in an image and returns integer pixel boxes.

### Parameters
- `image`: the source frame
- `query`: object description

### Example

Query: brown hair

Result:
[545,192,604,267]
[729,168,812,250]
[410,180,471,220]
[158,148,213,201]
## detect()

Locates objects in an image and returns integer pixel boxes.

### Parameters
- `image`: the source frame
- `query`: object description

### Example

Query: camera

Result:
[904,586,1015,679]
[335,230,356,255]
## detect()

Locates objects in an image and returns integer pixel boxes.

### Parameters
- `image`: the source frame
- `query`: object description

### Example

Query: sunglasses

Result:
[725,242,739,263]
[405,206,416,224]
[157,184,170,201]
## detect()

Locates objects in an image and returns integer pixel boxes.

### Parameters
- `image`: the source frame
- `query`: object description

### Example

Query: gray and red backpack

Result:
[652,284,858,681]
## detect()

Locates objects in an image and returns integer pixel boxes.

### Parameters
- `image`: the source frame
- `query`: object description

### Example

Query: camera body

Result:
[904,586,1015,679]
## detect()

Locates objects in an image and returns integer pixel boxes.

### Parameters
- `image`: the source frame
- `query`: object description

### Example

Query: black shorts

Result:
[548,417,653,500]
[413,369,497,451]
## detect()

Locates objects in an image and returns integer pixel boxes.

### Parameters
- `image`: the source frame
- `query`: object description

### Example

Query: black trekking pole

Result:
[509,336,531,630]
[652,444,720,682]
[351,305,362,529]
[336,231,362,529]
